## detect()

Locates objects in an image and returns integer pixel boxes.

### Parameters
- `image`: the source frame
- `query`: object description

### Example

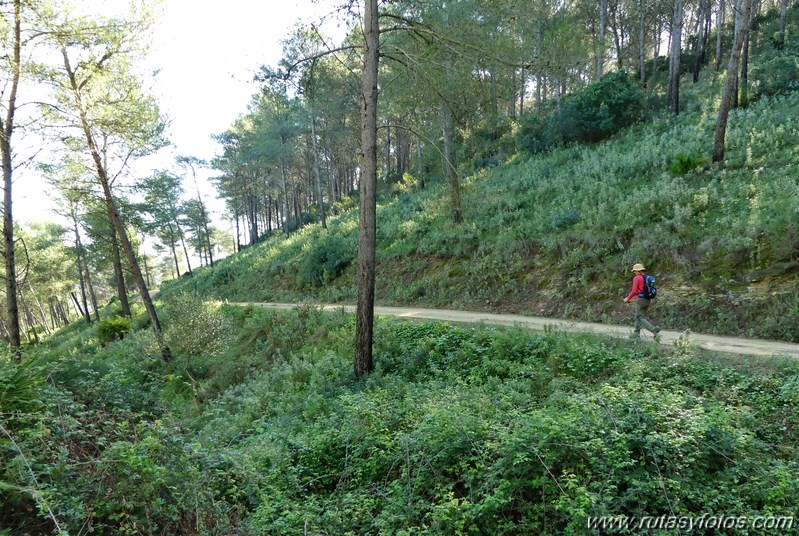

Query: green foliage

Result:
[161,292,233,359]
[5,304,799,534]
[517,71,645,154]
[465,116,517,169]
[669,152,708,176]
[299,233,356,288]
[96,316,132,346]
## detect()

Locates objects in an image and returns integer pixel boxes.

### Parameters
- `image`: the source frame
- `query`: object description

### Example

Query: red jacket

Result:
[626,274,645,301]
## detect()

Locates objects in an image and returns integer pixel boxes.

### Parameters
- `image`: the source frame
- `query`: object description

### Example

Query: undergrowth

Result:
[2,302,798,534]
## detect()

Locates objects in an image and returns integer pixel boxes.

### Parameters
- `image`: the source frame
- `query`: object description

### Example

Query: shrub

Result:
[517,71,645,154]
[96,316,132,346]
[465,116,517,169]
[670,152,708,175]
[299,234,356,288]
[750,54,799,99]
[161,292,234,359]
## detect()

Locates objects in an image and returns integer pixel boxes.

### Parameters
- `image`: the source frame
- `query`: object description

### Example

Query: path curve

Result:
[235,302,799,359]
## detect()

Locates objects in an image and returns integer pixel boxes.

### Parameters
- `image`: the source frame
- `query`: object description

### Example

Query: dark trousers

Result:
[633,298,657,334]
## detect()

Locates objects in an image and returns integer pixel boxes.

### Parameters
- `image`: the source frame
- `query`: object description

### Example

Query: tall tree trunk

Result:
[639,0,647,85]
[1,0,22,355]
[199,199,213,267]
[716,0,725,70]
[84,261,100,322]
[355,0,379,378]
[597,0,609,79]
[610,2,624,71]
[713,0,753,162]
[143,253,151,288]
[62,49,171,362]
[693,0,710,82]
[280,159,290,233]
[18,289,38,344]
[167,222,181,277]
[310,112,327,229]
[653,18,660,80]
[108,216,132,317]
[70,292,85,320]
[177,222,193,275]
[441,100,462,224]
[72,219,91,323]
[49,299,58,330]
[740,0,758,106]
[779,0,788,47]
[234,206,241,252]
[57,297,69,326]
[28,283,50,336]
[668,0,684,114]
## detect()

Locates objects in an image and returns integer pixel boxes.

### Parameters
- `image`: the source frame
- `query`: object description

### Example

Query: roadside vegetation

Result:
[2,299,797,534]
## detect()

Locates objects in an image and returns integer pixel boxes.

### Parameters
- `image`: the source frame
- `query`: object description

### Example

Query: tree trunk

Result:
[108,215,132,317]
[167,222,181,277]
[416,138,425,190]
[19,290,39,344]
[779,0,788,47]
[355,0,379,379]
[610,2,624,71]
[28,283,51,336]
[280,160,290,233]
[62,48,171,361]
[597,0,609,79]
[49,299,58,330]
[740,0,757,106]
[716,0,725,70]
[172,224,190,275]
[199,199,214,267]
[713,0,753,162]
[1,0,22,355]
[72,219,91,323]
[693,0,709,82]
[310,113,327,229]
[639,0,647,85]
[441,100,462,224]
[70,292,85,320]
[84,261,100,322]
[653,17,660,80]
[57,298,69,326]
[143,253,152,288]
[668,0,684,114]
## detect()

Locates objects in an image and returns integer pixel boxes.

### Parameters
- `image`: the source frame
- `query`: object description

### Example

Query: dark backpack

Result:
[639,274,657,299]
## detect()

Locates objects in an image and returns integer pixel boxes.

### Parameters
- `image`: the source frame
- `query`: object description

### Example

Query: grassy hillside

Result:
[164,74,799,342]
[3,299,798,534]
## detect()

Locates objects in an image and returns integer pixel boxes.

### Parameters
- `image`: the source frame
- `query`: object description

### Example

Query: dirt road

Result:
[239,302,799,358]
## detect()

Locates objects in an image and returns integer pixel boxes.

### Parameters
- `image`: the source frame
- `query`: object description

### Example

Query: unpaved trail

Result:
[237,302,799,358]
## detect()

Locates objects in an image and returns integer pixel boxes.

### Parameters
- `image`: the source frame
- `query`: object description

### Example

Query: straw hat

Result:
[631,263,646,272]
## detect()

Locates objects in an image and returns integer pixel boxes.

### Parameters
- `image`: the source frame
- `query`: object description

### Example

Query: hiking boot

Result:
[653,327,662,341]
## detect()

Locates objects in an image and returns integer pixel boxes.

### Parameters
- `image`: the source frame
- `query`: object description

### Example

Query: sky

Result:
[17,0,350,229]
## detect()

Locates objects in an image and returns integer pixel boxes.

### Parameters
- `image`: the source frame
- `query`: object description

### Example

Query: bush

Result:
[299,234,356,288]
[670,152,708,176]
[96,316,132,346]
[465,116,517,169]
[517,71,645,154]
[161,292,234,359]
[750,54,799,99]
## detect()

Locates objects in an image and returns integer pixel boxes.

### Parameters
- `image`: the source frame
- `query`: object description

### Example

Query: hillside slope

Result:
[164,78,799,342]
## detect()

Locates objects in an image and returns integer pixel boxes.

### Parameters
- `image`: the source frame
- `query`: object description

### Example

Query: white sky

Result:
[17,0,351,228]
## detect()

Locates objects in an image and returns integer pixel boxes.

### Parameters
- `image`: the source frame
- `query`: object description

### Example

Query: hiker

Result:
[623,263,661,338]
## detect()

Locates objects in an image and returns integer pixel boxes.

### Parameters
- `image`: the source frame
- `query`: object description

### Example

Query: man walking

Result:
[624,263,661,338]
